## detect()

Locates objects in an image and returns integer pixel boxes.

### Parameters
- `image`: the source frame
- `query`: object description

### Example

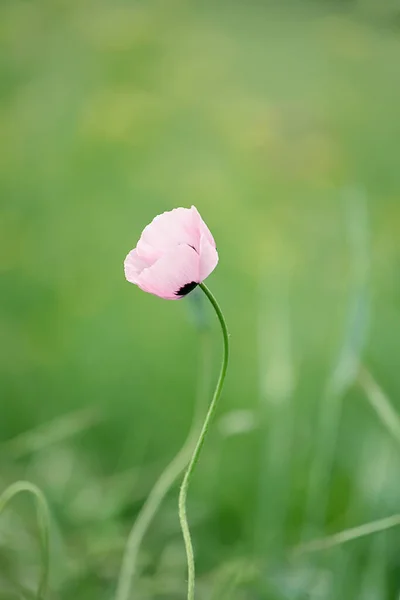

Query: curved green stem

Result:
[179,282,230,600]
[115,330,212,600]
[0,480,51,600]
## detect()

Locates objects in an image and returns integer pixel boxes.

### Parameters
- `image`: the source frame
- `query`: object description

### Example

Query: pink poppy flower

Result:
[124,206,219,300]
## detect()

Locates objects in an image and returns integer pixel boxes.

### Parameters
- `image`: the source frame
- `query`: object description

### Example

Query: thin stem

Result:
[0,480,51,600]
[179,282,230,600]
[292,513,400,556]
[115,330,212,600]
[3,407,100,459]
[358,365,400,446]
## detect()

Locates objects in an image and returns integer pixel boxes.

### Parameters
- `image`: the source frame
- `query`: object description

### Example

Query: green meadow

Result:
[1,1,400,598]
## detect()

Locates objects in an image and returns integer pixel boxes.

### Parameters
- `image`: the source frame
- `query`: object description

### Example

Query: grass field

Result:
[1,1,400,598]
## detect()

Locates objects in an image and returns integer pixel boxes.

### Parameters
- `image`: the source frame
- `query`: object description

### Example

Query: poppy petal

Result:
[124,249,152,284]
[199,234,219,281]
[137,207,199,256]
[137,243,200,300]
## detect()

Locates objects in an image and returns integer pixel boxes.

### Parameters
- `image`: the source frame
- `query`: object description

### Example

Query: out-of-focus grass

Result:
[1,1,400,598]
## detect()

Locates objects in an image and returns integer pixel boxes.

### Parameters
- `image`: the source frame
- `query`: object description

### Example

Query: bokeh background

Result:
[1,0,400,598]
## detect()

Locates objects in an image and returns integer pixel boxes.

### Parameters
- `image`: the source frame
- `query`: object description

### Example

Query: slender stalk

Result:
[292,513,400,556]
[115,330,212,600]
[0,480,50,600]
[3,407,100,459]
[358,366,400,446]
[179,282,230,600]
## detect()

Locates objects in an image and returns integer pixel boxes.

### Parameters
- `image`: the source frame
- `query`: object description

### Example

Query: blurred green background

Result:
[1,0,400,598]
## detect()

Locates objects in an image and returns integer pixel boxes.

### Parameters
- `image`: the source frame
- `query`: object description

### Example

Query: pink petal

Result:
[124,206,218,298]
[191,205,216,249]
[124,249,152,284]
[137,244,200,300]
[199,234,219,281]
[137,207,200,258]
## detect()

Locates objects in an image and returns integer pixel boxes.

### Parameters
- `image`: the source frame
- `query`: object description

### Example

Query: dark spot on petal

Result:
[175,281,198,297]
[188,244,198,253]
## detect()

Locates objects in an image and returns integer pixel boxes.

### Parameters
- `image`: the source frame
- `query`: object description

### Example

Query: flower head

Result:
[124,206,218,300]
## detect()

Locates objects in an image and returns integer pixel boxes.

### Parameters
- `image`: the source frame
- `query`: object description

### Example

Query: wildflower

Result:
[124,206,218,299]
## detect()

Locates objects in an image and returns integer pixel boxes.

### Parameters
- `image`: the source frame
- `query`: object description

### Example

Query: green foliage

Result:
[1,1,400,598]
